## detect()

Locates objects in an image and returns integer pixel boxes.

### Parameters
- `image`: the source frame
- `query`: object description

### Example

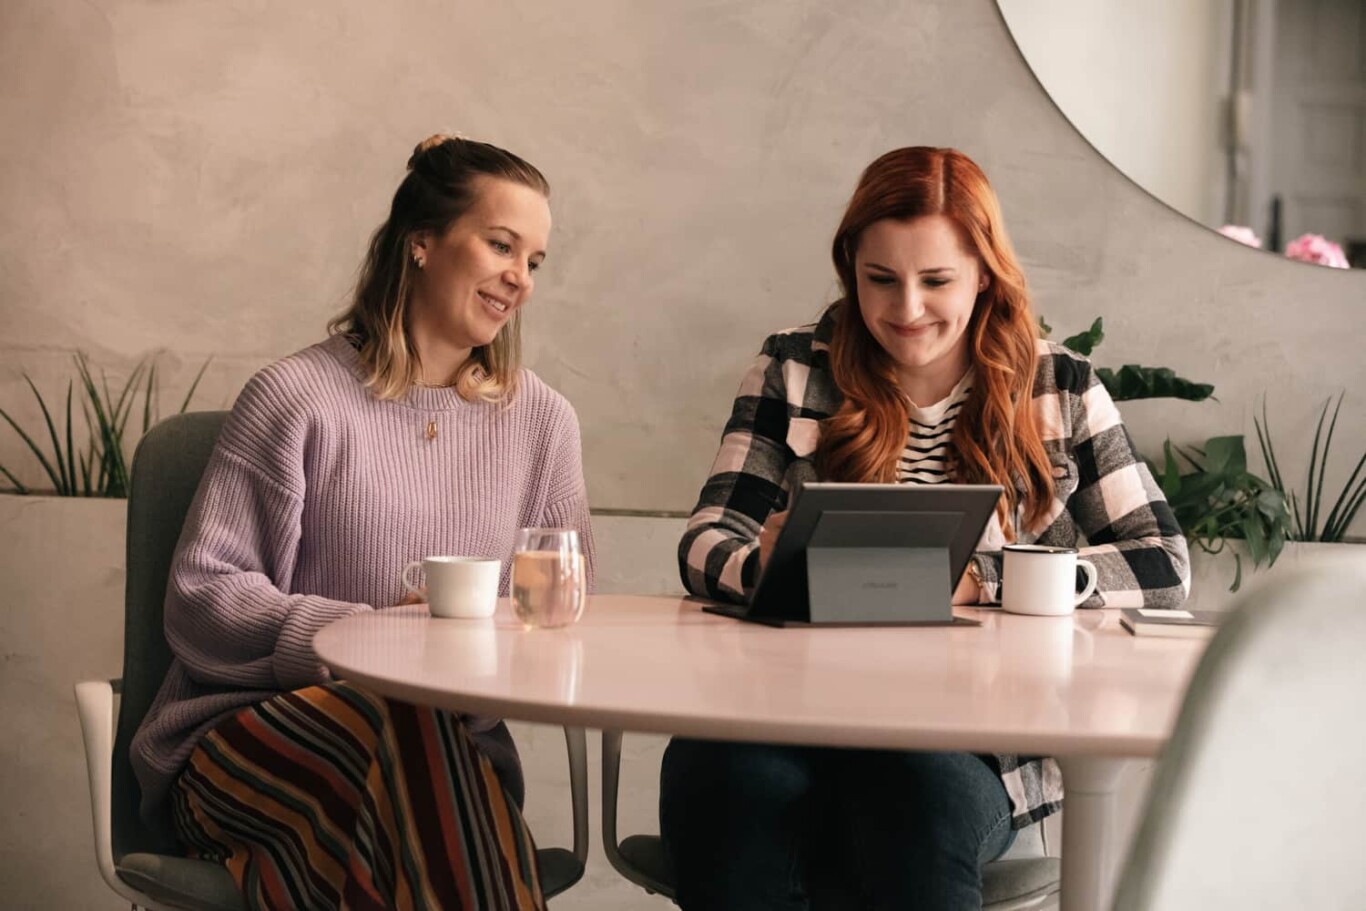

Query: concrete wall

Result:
[0,497,126,908]
[2,0,1363,529]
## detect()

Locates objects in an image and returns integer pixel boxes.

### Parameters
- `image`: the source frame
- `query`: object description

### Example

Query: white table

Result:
[315,595,1207,911]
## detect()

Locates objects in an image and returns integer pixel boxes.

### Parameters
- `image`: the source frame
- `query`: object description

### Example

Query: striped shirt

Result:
[897,370,972,484]
[678,304,1190,828]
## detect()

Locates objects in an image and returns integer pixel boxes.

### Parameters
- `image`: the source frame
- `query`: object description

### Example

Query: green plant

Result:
[1254,394,1366,542]
[0,354,210,497]
[1155,435,1290,591]
[1044,317,1215,402]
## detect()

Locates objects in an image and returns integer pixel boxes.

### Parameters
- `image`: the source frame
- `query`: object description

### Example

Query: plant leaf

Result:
[1254,397,1303,539]
[1303,397,1330,539]
[78,447,91,497]
[1267,523,1285,566]
[76,397,94,495]
[1254,399,1285,501]
[1320,446,1366,541]
[1243,513,1268,565]
[178,356,212,415]
[1096,365,1216,402]
[75,356,116,496]
[25,376,70,494]
[1169,433,1293,567]
[1202,436,1247,476]
[1060,318,1105,356]
[0,462,28,494]
[1312,394,1346,541]
[143,360,156,436]
[1324,475,1366,543]
[104,361,148,497]
[1158,440,1182,498]
[64,381,77,495]
[0,403,64,492]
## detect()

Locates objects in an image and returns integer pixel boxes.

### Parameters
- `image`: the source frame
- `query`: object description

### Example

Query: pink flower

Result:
[1217,225,1262,248]
[1285,233,1349,268]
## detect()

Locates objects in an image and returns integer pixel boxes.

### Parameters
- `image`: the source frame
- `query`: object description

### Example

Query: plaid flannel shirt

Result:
[677,305,1191,828]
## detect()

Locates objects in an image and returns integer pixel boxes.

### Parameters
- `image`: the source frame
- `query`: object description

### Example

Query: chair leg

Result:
[600,731,628,873]
[562,726,589,867]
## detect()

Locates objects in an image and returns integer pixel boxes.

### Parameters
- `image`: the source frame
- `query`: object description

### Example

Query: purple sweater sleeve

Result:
[163,372,372,692]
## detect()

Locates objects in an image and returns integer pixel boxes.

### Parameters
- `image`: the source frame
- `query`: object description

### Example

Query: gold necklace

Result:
[413,381,453,442]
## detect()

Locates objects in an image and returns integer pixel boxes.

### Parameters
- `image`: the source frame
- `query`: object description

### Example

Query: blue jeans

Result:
[660,739,1016,911]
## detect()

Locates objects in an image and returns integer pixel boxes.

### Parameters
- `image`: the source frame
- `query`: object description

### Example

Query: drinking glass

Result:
[510,528,587,629]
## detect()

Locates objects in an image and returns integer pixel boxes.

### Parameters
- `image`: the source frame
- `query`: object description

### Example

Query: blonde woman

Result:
[132,135,593,910]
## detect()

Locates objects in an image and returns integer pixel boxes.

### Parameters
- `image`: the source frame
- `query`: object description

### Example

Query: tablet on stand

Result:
[703,482,1003,628]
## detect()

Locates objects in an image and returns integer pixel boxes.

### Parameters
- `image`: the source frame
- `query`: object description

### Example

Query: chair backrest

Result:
[110,411,229,860]
[1112,555,1366,911]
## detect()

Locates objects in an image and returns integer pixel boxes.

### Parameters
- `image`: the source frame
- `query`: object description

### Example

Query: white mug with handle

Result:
[1001,544,1098,616]
[401,556,501,619]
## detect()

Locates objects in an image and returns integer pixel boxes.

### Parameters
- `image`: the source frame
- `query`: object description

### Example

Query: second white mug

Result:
[402,556,501,619]
[1001,544,1098,616]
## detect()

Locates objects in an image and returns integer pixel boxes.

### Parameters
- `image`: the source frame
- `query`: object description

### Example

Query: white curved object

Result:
[74,679,178,910]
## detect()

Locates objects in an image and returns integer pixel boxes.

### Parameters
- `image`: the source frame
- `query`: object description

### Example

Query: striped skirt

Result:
[170,682,546,910]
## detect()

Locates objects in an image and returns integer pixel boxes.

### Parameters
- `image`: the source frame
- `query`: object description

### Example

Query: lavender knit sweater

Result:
[130,334,595,819]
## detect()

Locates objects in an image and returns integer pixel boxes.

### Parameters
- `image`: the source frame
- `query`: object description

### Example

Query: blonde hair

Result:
[329,134,550,402]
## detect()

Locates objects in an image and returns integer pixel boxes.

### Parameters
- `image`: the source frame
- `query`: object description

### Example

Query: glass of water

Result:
[510,528,587,629]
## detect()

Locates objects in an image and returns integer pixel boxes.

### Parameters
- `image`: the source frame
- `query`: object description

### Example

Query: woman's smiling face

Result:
[853,214,989,392]
[409,176,551,350]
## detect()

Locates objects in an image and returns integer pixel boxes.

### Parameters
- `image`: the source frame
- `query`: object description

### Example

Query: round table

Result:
[315,594,1207,911]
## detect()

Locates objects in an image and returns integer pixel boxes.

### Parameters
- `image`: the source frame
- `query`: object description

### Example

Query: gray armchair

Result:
[75,410,588,910]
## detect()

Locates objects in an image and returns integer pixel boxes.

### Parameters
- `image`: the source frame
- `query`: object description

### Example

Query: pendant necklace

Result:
[414,378,455,443]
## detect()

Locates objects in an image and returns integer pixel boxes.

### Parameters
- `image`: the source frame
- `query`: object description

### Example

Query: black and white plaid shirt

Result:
[677,304,1191,828]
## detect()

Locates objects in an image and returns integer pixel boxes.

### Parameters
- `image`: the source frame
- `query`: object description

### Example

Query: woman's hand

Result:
[757,510,790,574]
[396,586,427,606]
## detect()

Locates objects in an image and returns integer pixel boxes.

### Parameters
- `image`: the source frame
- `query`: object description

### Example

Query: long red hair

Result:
[813,147,1053,538]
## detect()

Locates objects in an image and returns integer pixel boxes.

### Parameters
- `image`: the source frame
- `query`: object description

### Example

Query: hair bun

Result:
[407,132,467,170]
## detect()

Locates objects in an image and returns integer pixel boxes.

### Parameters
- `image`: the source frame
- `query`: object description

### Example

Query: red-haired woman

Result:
[663,147,1189,910]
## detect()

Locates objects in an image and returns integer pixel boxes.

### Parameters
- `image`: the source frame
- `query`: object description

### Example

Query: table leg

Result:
[1056,756,1129,911]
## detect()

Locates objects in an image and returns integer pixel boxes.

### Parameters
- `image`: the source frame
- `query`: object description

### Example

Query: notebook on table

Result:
[1119,607,1222,639]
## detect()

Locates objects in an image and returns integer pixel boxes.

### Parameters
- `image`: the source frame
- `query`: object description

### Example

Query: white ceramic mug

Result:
[402,556,500,619]
[1001,544,1098,616]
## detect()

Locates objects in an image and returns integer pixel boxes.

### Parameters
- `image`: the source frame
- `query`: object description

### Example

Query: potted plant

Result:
[1154,435,1290,593]
[1254,394,1365,544]
[1,354,209,496]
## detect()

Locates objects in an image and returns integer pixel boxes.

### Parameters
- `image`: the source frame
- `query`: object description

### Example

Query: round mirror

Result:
[997,0,1366,269]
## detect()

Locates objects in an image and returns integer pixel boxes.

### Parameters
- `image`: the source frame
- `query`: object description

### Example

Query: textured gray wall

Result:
[2,0,1362,530]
